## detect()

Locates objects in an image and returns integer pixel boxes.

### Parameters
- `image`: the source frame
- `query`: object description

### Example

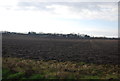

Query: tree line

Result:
[2,31,118,39]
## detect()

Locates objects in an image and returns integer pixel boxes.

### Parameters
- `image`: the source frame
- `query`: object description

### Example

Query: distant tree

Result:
[28,32,36,35]
[84,35,90,38]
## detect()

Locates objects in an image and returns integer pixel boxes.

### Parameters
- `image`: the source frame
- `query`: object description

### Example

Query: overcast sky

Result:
[0,0,119,37]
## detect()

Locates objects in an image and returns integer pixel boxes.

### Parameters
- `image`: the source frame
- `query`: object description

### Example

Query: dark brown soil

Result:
[2,34,119,64]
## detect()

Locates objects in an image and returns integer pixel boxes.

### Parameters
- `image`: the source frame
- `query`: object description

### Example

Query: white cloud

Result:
[44,3,118,21]
[0,0,118,37]
[0,1,117,21]
[0,9,78,33]
[0,0,18,10]
[14,1,118,21]
[46,5,71,15]
[13,0,120,2]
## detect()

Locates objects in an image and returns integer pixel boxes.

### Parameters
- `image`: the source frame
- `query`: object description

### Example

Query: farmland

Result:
[2,34,119,64]
[2,34,120,79]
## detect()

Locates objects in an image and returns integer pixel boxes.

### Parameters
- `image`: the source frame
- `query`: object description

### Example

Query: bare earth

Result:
[2,34,119,64]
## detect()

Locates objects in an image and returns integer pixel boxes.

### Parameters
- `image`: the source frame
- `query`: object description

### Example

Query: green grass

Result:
[2,69,11,79]
[82,75,100,79]
[3,69,25,79]
[2,57,120,79]
[29,74,45,79]
[7,72,25,79]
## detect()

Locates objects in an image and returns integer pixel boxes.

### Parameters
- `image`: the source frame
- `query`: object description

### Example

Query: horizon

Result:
[0,0,118,38]
[1,31,118,38]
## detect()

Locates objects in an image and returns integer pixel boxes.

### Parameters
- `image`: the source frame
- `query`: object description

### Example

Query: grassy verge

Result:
[2,57,120,79]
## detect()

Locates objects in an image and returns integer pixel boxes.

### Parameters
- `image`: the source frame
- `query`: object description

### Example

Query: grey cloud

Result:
[16,1,117,21]
[17,2,54,11]
[17,2,117,12]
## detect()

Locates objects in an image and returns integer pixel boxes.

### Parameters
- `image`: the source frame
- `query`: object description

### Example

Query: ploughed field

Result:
[2,34,119,64]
